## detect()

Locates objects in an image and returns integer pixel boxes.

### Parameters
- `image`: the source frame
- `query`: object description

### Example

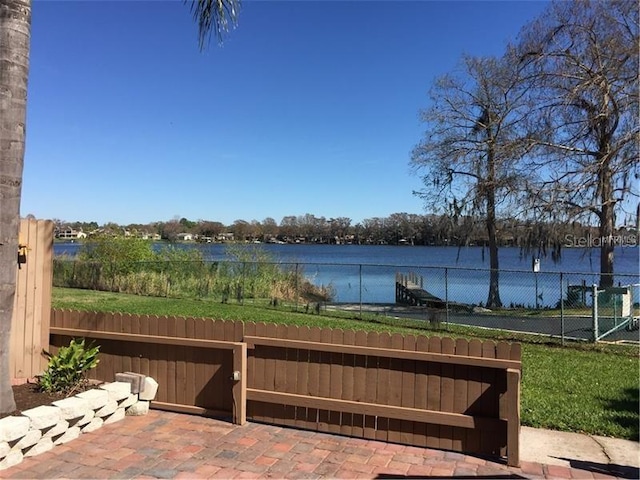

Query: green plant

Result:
[79,235,154,277]
[37,338,100,394]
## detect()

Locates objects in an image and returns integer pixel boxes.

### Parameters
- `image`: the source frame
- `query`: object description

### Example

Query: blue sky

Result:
[22,0,550,226]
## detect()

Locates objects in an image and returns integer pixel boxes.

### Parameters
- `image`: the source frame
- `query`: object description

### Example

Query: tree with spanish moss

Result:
[516,0,639,288]
[411,54,532,308]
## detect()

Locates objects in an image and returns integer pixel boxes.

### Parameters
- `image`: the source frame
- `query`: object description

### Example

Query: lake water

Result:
[54,243,639,307]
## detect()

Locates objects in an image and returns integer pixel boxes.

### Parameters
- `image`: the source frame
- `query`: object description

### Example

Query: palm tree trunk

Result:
[0,0,31,414]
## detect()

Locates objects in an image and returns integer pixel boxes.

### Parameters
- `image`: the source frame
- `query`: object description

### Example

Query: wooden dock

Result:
[395,272,445,308]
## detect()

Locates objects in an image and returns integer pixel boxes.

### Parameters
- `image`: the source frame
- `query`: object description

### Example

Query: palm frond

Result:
[186,0,241,49]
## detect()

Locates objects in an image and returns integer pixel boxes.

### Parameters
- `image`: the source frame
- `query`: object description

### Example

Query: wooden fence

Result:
[49,310,521,466]
[10,219,54,380]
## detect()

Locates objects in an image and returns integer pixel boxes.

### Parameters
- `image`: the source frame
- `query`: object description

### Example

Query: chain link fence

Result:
[53,259,639,344]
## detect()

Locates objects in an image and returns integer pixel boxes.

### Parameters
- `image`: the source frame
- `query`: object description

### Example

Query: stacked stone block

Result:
[0,375,157,470]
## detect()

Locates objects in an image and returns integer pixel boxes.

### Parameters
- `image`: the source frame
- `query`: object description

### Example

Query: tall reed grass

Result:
[53,242,333,304]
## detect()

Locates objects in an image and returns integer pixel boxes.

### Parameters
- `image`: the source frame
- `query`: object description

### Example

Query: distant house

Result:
[56,228,87,240]
[177,233,194,242]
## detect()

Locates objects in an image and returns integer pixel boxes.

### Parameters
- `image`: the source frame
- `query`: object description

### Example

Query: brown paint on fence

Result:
[244,323,521,466]
[48,310,521,466]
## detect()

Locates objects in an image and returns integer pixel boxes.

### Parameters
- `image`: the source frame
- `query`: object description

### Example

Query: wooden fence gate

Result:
[10,219,54,380]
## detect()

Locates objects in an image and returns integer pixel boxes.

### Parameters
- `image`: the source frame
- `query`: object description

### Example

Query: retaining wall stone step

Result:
[0,416,30,443]
[1,375,155,471]
[21,406,61,430]
[100,382,132,401]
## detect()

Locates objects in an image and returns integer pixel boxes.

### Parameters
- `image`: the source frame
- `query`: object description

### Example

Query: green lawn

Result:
[52,287,640,440]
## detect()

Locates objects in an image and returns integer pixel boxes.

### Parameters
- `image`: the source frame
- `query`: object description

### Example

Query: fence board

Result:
[340,329,356,437]
[148,315,160,401]
[184,317,197,406]
[317,328,333,433]
[222,321,236,411]
[496,341,512,458]
[453,338,469,452]
[351,330,368,438]
[328,329,344,434]
[388,333,404,444]
[363,331,379,440]
[439,337,456,451]
[250,321,268,423]
[307,327,322,429]
[413,335,429,447]
[400,335,417,445]
[224,320,235,342]
[155,316,169,403]
[263,323,279,424]
[37,221,54,371]
[294,326,311,430]
[175,317,187,407]
[273,323,288,424]
[12,221,29,379]
[481,341,498,455]
[139,315,151,380]
[283,325,299,427]
[245,322,260,421]
[375,332,391,442]
[466,339,483,453]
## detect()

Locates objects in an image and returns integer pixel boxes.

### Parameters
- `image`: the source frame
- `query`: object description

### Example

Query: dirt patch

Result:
[0,382,97,420]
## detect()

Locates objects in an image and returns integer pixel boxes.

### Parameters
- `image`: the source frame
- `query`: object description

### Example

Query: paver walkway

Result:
[1,410,630,479]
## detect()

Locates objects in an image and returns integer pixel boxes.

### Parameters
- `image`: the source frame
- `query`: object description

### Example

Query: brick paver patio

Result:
[1,410,625,479]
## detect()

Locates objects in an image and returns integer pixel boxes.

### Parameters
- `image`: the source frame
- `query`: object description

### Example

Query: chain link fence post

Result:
[592,283,599,342]
[295,262,299,312]
[445,267,449,330]
[359,264,363,320]
[560,272,565,346]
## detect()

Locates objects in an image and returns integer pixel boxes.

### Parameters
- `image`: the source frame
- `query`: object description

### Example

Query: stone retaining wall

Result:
[0,375,158,470]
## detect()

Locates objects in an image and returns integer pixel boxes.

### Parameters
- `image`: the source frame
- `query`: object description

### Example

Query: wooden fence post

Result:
[506,368,521,467]
[233,343,247,425]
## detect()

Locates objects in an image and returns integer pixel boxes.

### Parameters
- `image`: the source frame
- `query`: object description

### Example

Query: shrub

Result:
[79,236,154,277]
[37,338,100,394]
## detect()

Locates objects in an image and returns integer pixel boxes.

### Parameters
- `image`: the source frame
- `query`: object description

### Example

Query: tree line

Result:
[54,212,636,251]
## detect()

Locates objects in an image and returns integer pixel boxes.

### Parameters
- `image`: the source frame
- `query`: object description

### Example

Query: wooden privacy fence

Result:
[49,310,521,466]
[244,323,521,466]
[10,219,54,380]
[49,310,247,424]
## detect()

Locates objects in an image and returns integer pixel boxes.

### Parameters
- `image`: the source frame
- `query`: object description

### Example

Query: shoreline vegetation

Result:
[54,240,335,306]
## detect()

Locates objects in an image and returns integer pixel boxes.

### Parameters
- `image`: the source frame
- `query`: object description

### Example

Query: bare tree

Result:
[279,216,299,242]
[0,0,241,414]
[261,217,278,241]
[517,0,639,288]
[411,54,531,308]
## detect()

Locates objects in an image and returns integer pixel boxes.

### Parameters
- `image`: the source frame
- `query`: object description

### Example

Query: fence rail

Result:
[49,309,522,466]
